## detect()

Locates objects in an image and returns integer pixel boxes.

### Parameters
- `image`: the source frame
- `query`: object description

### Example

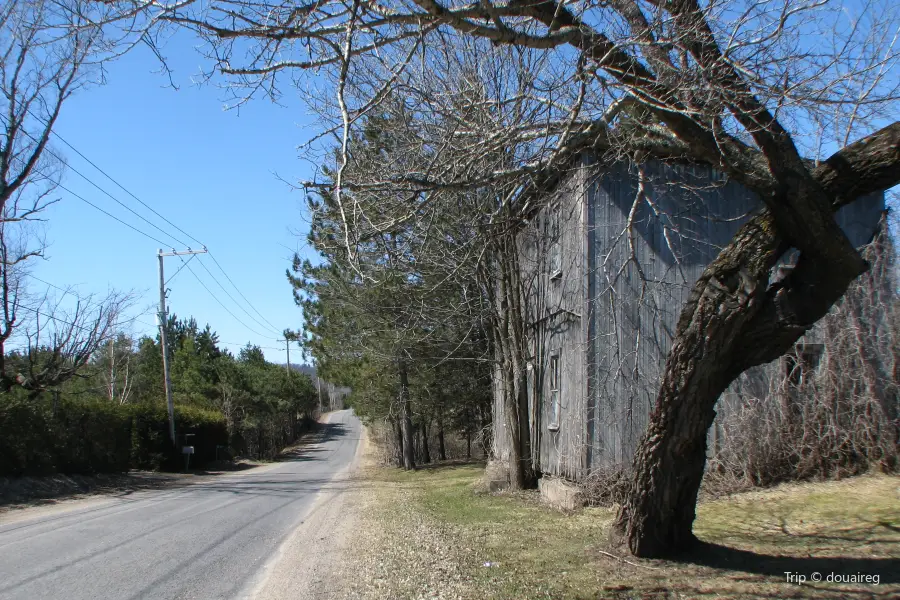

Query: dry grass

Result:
[357,461,899,599]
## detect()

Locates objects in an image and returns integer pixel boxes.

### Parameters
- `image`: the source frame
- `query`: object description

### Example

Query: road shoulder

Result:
[250,418,368,600]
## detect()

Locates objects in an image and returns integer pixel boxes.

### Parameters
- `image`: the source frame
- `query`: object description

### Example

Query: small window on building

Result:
[548,205,562,280]
[548,352,561,431]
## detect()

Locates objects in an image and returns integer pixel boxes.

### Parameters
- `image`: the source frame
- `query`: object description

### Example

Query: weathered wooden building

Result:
[493,157,885,481]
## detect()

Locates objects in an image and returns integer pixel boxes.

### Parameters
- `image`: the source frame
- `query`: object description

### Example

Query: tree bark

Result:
[486,230,535,489]
[399,360,416,470]
[393,417,404,467]
[437,409,447,461]
[613,122,900,557]
[465,406,473,459]
[421,420,431,464]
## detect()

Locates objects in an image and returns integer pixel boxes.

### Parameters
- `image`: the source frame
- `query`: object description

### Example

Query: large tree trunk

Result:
[399,360,416,471]
[421,421,431,464]
[437,410,447,461]
[613,123,900,557]
[485,230,535,489]
[393,417,404,467]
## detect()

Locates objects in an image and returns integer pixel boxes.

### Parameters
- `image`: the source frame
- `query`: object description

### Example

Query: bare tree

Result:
[118,0,900,556]
[0,0,134,395]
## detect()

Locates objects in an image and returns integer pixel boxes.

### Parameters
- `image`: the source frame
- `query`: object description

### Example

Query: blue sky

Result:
[31,36,321,363]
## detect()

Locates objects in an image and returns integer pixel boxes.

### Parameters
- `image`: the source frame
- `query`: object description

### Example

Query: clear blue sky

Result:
[32,35,321,363]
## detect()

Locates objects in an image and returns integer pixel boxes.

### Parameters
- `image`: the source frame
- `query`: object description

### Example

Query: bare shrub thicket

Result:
[705,221,900,493]
[583,221,899,505]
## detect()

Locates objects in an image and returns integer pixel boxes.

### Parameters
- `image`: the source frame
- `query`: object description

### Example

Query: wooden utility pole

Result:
[158,247,207,447]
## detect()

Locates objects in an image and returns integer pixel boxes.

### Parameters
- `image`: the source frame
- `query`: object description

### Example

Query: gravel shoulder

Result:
[318,432,488,600]
[250,413,368,600]
[314,435,900,600]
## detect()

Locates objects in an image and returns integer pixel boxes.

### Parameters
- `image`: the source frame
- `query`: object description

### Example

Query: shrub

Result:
[0,396,227,476]
[0,396,131,476]
[129,403,227,471]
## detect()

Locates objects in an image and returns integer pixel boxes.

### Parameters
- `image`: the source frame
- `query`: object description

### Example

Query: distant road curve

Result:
[0,409,362,600]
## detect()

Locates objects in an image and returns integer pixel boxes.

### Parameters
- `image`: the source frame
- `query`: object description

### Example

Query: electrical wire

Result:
[36,126,280,337]
[5,115,188,249]
[6,111,286,344]
[25,106,206,248]
[180,256,279,340]
[56,181,172,247]
[15,303,146,334]
[165,254,197,286]
[207,252,284,333]
[194,257,282,335]
[25,275,157,333]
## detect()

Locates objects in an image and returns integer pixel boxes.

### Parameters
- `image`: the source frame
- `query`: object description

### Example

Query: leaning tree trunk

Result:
[399,360,416,471]
[612,123,900,557]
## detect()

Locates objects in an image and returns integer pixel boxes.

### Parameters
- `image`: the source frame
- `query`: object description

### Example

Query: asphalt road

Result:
[0,409,362,600]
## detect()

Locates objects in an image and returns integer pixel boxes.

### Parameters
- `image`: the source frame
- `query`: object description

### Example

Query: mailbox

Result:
[181,433,197,471]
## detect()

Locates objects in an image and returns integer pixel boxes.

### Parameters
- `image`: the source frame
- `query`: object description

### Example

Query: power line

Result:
[27,274,77,300]
[207,252,284,333]
[15,303,146,334]
[25,275,156,332]
[32,120,279,337]
[180,256,279,341]
[61,157,188,248]
[56,181,172,247]
[165,254,197,286]
[9,111,285,345]
[5,115,188,249]
[28,276,284,351]
[24,106,206,248]
[219,340,285,351]
[193,256,282,335]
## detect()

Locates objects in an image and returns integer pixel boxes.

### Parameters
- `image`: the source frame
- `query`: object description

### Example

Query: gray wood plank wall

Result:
[584,158,884,474]
[497,157,883,482]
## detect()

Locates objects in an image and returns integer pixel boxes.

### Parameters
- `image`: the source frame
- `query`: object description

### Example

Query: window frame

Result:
[548,351,561,431]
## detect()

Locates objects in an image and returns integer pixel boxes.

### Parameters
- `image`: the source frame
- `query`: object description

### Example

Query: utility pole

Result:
[285,338,291,373]
[158,247,207,448]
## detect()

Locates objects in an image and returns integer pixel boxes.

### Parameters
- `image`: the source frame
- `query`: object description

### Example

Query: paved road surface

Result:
[0,409,362,600]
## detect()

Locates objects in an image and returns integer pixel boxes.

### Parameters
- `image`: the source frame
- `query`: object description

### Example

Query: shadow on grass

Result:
[412,459,487,472]
[678,540,899,584]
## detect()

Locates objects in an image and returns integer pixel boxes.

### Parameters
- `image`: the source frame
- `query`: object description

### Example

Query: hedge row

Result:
[0,397,228,476]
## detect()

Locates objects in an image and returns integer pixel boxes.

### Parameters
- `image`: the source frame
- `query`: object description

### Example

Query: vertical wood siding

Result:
[503,157,884,482]
[584,159,884,472]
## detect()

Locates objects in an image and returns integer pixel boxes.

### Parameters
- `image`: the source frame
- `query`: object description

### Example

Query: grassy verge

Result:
[362,461,899,599]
